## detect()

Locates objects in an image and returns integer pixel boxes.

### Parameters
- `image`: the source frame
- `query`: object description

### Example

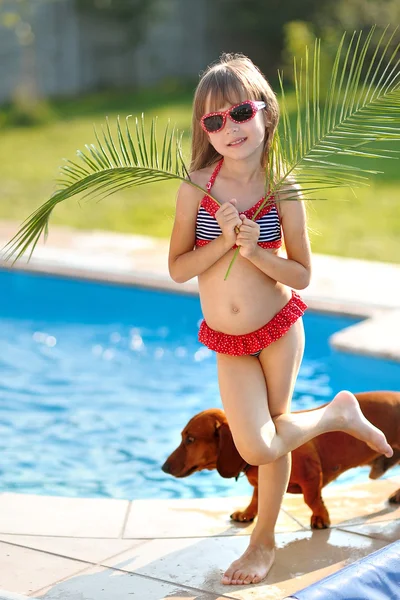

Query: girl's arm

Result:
[237,183,312,290]
[168,180,236,284]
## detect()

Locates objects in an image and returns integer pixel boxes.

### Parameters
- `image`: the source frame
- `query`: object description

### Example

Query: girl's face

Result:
[202,93,267,162]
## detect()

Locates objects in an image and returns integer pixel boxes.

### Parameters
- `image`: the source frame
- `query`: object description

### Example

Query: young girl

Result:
[168,53,393,586]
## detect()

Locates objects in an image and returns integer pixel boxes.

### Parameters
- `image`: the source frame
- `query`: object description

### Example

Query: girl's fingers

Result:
[239,225,259,234]
[221,211,238,224]
[240,217,260,230]
[226,215,242,226]
[237,225,259,239]
[221,202,238,213]
[240,218,258,227]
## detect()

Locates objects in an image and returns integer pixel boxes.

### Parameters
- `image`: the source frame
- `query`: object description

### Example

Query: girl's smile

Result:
[227,136,247,147]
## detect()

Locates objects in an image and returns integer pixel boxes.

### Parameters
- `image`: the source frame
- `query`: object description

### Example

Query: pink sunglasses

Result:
[200,100,266,134]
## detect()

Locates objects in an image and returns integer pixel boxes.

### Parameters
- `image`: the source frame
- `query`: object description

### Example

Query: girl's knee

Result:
[233,422,278,465]
[237,442,277,466]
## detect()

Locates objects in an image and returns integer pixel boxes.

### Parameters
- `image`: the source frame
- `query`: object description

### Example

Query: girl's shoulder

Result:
[273,178,307,233]
[177,163,219,206]
[275,177,303,216]
[188,164,216,189]
[176,165,216,210]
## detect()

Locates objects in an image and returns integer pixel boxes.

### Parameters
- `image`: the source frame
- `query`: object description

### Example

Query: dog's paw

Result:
[388,489,400,504]
[230,510,256,522]
[311,515,330,529]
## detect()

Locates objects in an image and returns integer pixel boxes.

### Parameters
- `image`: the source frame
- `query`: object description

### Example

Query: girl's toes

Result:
[222,565,237,584]
[243,574,255,584]
[221,571,233,585]
[231,569,242,583]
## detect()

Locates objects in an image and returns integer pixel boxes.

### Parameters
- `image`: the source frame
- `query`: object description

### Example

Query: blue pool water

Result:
[0,269,399,500]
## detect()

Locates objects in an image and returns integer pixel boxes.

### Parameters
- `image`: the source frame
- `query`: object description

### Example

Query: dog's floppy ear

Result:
[369,449,400,480]
[215,421,247,479]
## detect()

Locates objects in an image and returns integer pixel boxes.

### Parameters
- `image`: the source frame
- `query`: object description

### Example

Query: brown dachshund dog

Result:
[162,391,400,529]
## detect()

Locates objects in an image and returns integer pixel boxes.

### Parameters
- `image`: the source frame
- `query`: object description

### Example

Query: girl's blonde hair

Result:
[190,53,280,173]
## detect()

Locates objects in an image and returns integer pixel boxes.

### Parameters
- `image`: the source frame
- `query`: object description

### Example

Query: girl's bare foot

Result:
[325,391,393,457]
[221,543,275,585]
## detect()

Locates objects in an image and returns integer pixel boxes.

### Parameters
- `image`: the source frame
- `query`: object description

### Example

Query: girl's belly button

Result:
[231,305,240,314]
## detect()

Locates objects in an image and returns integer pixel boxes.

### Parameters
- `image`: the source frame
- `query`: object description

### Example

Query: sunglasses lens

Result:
[203,115,224,132]
[230,102,254,122]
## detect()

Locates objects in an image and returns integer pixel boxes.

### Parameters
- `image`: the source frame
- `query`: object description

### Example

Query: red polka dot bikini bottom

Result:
[198,290,307,357]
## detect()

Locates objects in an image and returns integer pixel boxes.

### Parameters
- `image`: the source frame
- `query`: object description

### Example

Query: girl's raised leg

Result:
[217,333,391,470]
[217,320,392,585]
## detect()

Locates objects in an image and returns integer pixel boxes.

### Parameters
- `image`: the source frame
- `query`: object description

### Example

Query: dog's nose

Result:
[161,461,171,474]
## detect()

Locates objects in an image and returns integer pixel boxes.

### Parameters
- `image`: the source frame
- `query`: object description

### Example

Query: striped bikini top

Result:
[195,159,282,249]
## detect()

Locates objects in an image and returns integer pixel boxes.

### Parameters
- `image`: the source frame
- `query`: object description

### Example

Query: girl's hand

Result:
[215,199,242,246]
[237,215,260,258]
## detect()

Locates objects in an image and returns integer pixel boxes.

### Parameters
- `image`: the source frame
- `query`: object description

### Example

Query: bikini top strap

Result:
[206,158,224,192]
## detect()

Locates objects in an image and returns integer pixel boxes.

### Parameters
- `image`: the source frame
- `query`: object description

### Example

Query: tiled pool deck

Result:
[0,222,399,599]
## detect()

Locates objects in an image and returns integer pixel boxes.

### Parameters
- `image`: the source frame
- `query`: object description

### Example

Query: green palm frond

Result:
[4,26,400,279]
[269,25,400,204]
[224,25,400,278]
[3,114,216,262]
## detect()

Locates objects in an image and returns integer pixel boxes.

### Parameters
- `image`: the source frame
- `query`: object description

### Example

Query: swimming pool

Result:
[0,269,399,500]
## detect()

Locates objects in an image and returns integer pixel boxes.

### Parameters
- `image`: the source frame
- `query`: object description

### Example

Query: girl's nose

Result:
[226,121,239,133]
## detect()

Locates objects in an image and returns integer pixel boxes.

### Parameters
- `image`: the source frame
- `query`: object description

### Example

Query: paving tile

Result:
[32,565,234,600]
[123,497,302,539]
[0,540,89,596]
[281,477,400,529]
[0,493,128,538]
[337,518,400,543]
[0,535,142,565]
[0,591,30,600]
[101,528,387,599]
[264,530,388,600]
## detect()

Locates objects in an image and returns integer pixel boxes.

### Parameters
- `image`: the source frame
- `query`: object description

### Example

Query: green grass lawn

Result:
[1,84,399,262]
